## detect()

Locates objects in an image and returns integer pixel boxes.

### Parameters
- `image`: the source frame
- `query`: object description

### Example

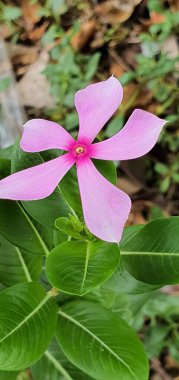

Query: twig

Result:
[151,358,172,380]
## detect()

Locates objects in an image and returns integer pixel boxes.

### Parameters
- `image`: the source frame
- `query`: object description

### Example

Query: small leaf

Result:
[160,176,171,192]
[69,215,83,232]
[121,217,179,285]
[144,325,170,359]
[0,282,57,371]
[2,6,22,21]
[51,0,68,16]
[119,72,136,85]
[85,53,101,81]
[46,240,119,295]
[154,162,168,175]
[55,217,84,240]
[172,172,179,183]
[57,301,149,380]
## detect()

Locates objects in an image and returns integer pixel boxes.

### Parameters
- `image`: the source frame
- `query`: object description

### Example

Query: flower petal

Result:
[90,109,166,160]
[0,153,74,200]
[75,77,123,144]
[77,158,131,242]
[20,119,75,153]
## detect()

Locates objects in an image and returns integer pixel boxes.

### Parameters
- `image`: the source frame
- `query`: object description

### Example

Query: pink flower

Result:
[0,77,166,242]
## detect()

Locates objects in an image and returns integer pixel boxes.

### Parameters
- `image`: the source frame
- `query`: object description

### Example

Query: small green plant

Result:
[155,159,179,192]
[42,24,100,130]
[0,2,22,22]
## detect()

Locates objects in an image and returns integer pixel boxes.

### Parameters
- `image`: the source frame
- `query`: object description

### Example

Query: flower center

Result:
[75,146,84,154]
[71,142,89,160]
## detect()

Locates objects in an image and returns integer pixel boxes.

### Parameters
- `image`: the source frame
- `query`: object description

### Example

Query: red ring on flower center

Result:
[70,142,90,160]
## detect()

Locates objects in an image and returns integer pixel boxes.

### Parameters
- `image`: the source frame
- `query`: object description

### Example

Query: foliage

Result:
[118,0,179,193]
[0,0,179,378]
[41,24,100,131]
[0,144,179,378]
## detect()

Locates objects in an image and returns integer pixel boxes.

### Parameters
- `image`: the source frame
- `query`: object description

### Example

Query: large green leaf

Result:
[0,153,49,255]
[57,301,149,380]
[120,225,144,247]
[103,265,160,294]
[0,372,19,380]
[46,240,119,295]
[0,145,13,160]
[0,200,49,255]
[121,217,179,285]
[11,143,70,229]
[0,146,12,179]
[31,338,93,380]
[60,159,116,213]
[0,236,42,287]
[0,282,57,370]
[0,158,11,178]
[86,284,154,329]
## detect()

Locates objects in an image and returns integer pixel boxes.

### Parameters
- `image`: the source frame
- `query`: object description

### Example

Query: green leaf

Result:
[11,143,70,229]
[160,176,170,192]
[51,0,68,16]
[119,72,136,85]
[1,6,22,21]
[85,53,101,81]
[31,338,93,380]
[57,301,149,380]
[60,166,82,214]
[144,325,170,359]
[55,217,84,240]
[0,200,49,255]
[0,145,13,160]
[0,236,42,287]
[172,172,179,183]
[154,162,168,175]
[121,217,179,285]
[0,282,57,371]
[0,371,19,380]
[0,77,11,92]
[94,159,117,185]
[105,115,124,138]
[104,265,160,295]
[120,225,144,247]
[46,241,119,296]
[0,158,11,178]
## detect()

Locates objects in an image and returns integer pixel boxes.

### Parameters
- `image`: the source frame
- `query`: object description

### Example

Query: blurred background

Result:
[0,0,179,379]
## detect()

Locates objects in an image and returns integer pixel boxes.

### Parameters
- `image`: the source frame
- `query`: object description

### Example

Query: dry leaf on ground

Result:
[18,51,54,109]
[21,0,42,31]
[71,19,96,50]
[94,0,142,24]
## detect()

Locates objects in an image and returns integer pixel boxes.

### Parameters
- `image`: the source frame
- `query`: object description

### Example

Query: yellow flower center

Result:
[75,146,84,154]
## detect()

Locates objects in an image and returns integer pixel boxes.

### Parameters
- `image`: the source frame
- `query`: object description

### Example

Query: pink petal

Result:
[20,119,75,152]
[77,158,131,242]
[0,153,74,200]
[75,77,123,144]
[90,109,166,160]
